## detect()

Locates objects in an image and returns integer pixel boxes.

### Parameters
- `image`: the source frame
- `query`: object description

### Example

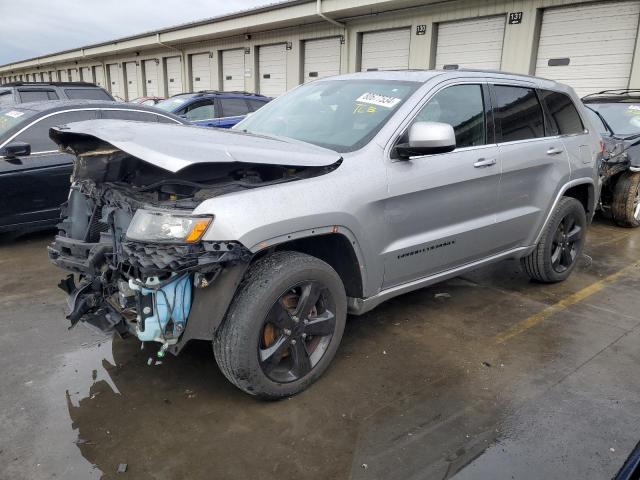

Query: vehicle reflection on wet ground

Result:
[1,217,639,479]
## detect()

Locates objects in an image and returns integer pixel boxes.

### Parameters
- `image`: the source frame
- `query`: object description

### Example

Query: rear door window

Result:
[247,99,269,112]
[14,110,99,153]
[539,90,585,136]
[183,100,217,121]
[493,85,544,142]
[64,88,112,100]
[413,84,486,148]
[220,98,250,117]
[18,90,59,102]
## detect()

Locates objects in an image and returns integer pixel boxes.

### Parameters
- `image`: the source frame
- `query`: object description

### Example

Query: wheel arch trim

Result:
[533,178,596,245]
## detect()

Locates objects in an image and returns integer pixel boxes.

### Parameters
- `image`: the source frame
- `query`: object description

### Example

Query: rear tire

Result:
[521,197,587,283]
[611,171,640,228]
[213,251,347,399]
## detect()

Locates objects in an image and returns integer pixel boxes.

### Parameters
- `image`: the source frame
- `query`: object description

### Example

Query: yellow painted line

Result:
[495,262,640,344]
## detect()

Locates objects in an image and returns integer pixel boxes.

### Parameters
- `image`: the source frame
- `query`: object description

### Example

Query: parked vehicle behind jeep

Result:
[48,71,600,399]
[582,90,640,227]
[0,100,186,234]
[0,82,114,104]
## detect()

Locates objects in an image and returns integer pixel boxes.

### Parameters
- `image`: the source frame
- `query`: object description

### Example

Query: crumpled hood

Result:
[50,119,341,173]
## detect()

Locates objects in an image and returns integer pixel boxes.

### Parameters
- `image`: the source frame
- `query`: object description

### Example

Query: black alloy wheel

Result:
[259,281,336,383]
[550,212,583,273]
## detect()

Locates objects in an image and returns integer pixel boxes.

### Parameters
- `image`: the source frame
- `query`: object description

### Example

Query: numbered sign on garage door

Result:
[143,59,159,97]
[535,1,640,97]
[303,37,341,82]
[165,57,183,96]
[94,66,105,87]
[191,53,211,91]
[107,64,121,98]
[80,67,92,83]
[360,28,410,71]
[125,62,139,100]
[258,44,287,96]
[435,16,506,70]
[222,49,245,92]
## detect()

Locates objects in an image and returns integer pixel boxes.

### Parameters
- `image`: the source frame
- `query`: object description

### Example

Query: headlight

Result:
[126,210,213,243]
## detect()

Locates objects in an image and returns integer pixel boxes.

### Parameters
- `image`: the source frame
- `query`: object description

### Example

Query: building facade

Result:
[1,0,639,98]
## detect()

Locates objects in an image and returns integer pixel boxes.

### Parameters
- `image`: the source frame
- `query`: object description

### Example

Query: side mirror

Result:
[395,121,456,159]
[0,141,31,158]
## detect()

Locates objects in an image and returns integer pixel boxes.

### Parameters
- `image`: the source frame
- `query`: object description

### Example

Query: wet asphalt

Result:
[0,217,639,480]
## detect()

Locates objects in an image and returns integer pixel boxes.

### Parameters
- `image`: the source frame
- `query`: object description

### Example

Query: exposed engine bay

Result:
[48,128,340,356]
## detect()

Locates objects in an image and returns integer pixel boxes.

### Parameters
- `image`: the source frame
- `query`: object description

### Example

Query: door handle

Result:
[546,147,564,155]
[474,158,497,168]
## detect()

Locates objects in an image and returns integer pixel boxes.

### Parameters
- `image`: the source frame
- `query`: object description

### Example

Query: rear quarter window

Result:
[493,85,545,142]
[64,88,112,100]
[539,90,584,135]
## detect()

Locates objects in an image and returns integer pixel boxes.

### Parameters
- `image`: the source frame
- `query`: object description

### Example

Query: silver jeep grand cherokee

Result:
[48,70,600,399]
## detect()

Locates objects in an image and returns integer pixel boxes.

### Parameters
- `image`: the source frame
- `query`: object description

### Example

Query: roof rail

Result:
[582,89,640,98]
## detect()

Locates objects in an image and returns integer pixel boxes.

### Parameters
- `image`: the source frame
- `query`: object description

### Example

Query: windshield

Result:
[586,102,640,136]
[234,79,421,152]
[0,107,35,137]
[155,95,193,112]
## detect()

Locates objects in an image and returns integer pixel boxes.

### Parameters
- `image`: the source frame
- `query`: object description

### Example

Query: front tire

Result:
[213,251,347,399]
[521,197,587,283]
[611,171,640,228]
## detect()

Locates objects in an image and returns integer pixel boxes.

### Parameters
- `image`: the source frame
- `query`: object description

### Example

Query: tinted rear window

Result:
[539,90,584,135]
[494,86,544,142]
[18,90,59,102]
[64,88,112,100]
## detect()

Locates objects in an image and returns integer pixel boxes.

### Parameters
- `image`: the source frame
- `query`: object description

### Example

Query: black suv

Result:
[583,90,640,227]
[0,82,114,105]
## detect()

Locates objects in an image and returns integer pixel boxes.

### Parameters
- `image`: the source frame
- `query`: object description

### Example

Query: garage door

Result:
[79,67,91,83]
[191,53,211,91]
[70,69,80,82]
[143,60,159,96]
[107,64,121,98]
[125,62,139,100]
[258,44,287,96]
[303,37,341,83]
[535,1,640,97]
[221,49,245,91]
[435,16,506,70]
[165,56,183,96]
[57,70,65,82]
[94,66,105,88]
[360,28,410,71]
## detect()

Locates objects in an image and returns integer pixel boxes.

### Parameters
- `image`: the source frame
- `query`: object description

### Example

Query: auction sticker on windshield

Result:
[356,92,401,108]
[4,110,24,118]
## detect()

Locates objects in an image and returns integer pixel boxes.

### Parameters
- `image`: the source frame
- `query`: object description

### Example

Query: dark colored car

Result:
[129,96,165,106]
[155,90,271,128]
[0,100,186,234]
[0,82,114,105]
[583,90,640,227]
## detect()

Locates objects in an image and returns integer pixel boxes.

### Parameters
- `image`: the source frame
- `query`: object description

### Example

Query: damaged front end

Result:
[47,122,339,355]
[48,179,252,355]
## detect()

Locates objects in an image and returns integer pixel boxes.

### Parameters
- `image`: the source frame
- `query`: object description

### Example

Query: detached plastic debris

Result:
[117,463,128,473]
